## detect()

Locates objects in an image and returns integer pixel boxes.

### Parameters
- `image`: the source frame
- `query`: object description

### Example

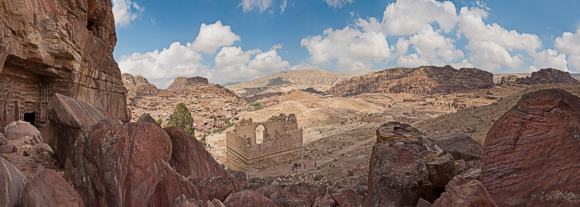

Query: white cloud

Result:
[192,21,240,54]
[397,27,464,67]
[119,21,290,87]
[382,0,458,35]
[112,0,143,27]
[458,7,542,71]
[301,27,390,72]
[530,49,568,72]
[555,28,580,72]
[241,0,275,13]
[325,0,354,8]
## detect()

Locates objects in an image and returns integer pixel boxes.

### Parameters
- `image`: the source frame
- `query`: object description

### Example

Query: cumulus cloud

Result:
[530,49,568,72]
[396,27,464,67]
[555,28,580,72]
[301,27,390,72]
[112,0,143,27]
[382,0,458,36]
[325,0,354,8]
[192,21,240,54]
[119,21,289,87]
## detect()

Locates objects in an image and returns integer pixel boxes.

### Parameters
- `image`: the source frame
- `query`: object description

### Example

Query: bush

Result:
[168,103,195,136]
[252,103,264,110]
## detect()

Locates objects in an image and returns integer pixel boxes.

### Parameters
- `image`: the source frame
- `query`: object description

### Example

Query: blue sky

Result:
[112,0,580,87]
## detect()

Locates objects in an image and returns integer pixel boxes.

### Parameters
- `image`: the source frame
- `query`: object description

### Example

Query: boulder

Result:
[64,119,173,207]
[4,121,42,142]
[197,176,242,201]
[149,162,201,207]
[0,158,27,207]
[165,127,227,181]
[368,122,453,206]
[312,194,338,207]
[21,170,84,207]
[223,190,278,207]
[0,133,16,154]
[257,183,327,207]
[482,89,580,207]
[432,176,496,207]
[46,94,109,165]
[329,188,357,207]
[433,134,483,161]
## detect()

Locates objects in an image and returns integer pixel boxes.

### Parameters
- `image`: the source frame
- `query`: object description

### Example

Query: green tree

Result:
[156,117,163,126]
[168,103,195,136]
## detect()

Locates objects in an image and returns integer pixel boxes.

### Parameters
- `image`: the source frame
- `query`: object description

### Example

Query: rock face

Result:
[368,122,455,207]
[0,158,27,207]
[329,66,494,96]
[21,170,84,207]
[482,89,580,207]
[0,0,129,130]
[45,93,108,165]
[256,183,327,207]
[433,134,483,161]
[64,119,173,207]
[516,68,580,85]
[223,190,278,207]
[168,77,210,91]
[432,176,496,207]
[123,74,160,105]
[165,127,227,181]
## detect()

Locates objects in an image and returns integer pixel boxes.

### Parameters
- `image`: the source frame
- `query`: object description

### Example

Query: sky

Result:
[112,0,580,88]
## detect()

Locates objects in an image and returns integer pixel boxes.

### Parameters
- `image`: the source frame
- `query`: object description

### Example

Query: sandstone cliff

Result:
[329,66,494,97]
[515,68,580,85]
[122,73,160,105]
[0,0,129,128]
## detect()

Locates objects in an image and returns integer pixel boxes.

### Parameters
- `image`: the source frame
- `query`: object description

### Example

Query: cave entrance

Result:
[24,112,36,127]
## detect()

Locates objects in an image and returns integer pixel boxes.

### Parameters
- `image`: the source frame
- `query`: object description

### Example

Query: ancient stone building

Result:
[0,0,128,129]
[226,114,303,171]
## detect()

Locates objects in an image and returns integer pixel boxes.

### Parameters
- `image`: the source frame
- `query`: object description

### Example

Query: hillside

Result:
[226,69,352,97]
[328,65,494,97]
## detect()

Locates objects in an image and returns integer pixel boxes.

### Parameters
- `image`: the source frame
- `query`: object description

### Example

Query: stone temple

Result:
[226,114,303,171]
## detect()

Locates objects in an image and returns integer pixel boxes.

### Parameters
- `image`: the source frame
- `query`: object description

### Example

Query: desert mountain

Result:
[122,74,248,138]
[226,69,352,97]
[328,65,495,97]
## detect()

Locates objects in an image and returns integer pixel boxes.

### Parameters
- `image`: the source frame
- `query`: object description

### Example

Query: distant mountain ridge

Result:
[226,69,352,97]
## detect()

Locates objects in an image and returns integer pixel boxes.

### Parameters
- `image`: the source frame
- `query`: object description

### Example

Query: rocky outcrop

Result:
[432,176,496,207]
[168,77,210,91]
[0,0,128,126]
[329,66,494,96]
[516,68,580,85]
[223,190,278,207]
[45,93,108,165]
[433,134,483,161]
[368,122,456,206]
[64,119,173,207]
[256,183,327,207]
[0,158,27,207]
[165,127,227,181]
[123,73,160,100]
[482,89,580,207]
[21,170,84,207]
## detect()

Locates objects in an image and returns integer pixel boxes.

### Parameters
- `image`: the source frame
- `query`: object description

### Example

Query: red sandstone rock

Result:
[64,119,173,207]
[0,133,16,154]
[0,0,128,127]
[329,188,358,207]
[21,169,84,207]
[3,121,42,142]
[46,94,109,165]
[223,190,278,207]
[482,89,580,207]
[433,134,483,161]
[257,183,327,207]
[0,158,27,207]
[368,122,455,206]
[149,162,201,207]
[329,66,494,96]
[312,194,338,207]
[432,176,496,207]
[165,127,227,182]
[197,176,242,201]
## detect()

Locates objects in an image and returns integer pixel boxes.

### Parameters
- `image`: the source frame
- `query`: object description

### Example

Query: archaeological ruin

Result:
[226,114,303,171]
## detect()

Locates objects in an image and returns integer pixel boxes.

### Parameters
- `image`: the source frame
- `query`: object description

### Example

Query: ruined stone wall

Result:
[225,114,303,171]
[0,0,129,129]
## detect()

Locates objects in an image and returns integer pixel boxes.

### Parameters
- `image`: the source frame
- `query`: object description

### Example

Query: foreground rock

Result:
[368,122,455,206]
[329,66,494,96]
[482,89,580,207]
[432,176,496,207]
[3,121,42,142]
[223,190,278,207]
[46,94,109,165]
[64,119,173,207]
[257,183,326,207]
[0,158,27,207]
[433,134,483,161]
[21,170,84,207]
